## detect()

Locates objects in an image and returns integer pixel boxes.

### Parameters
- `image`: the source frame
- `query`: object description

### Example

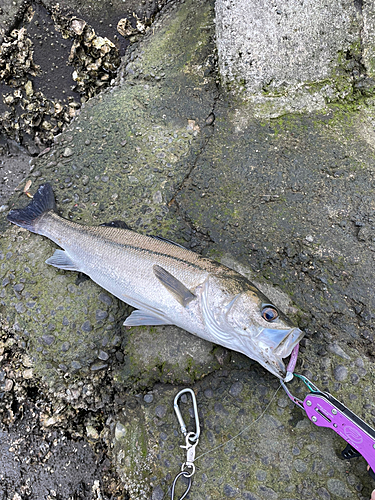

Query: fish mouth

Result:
[253,327,304,379]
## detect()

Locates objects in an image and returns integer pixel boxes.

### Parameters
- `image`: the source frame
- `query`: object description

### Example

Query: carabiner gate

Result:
[173,388,201,442]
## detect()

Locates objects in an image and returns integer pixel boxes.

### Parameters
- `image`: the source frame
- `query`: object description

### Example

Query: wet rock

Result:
[223,484,237,497]
[333,365,348,382]
[143,393,153,403]
[326,478,351,498]
[328,342,350,360]
[229,381,243,397]
[1,0,375,498]
[42,335,55,345]
[154,405,166,419]
[293,459,307,473]
[63,147,74,157]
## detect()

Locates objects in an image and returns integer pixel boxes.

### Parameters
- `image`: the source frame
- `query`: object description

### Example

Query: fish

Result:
[7,183,304,379]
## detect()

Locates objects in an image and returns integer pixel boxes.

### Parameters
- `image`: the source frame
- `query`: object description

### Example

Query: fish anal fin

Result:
[45,249,80,271]
[153,264,196,307]
[123,309,171,326]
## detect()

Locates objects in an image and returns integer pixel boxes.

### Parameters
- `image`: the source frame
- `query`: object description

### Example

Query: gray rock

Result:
[317,486,331,500]
[97,350,109,361]
[326,478,351,498]
[229,381,243,397]
[151,485,164,500]
[333,365,348,382]
[293,459,307,473]
[42,335,55,346]
[155,405,166,419]
[223,484,237,497]
[215,0,371,116]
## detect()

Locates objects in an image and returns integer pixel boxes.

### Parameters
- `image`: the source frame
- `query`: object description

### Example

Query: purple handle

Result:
[304,393,375,474]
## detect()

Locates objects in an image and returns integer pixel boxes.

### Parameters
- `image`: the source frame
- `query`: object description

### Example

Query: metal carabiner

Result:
[173,388,200,442]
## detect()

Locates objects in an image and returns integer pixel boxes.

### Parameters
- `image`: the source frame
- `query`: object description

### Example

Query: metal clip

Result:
[180,431,199,476]
[173,388,200,442]
[171,389,201,499]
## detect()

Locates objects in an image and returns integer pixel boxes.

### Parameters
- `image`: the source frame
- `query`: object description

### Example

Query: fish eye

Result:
[261,305,279,322]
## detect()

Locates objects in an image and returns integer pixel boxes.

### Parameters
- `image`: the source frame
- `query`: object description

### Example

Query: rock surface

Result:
[215,0,375,116]
[1,0,375,499]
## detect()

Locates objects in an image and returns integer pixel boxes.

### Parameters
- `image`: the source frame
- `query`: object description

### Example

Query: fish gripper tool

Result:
[281,373,375,481]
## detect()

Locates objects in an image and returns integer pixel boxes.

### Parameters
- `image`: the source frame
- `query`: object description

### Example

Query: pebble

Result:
[204,388,214,398]
[205,112,215,125]
[4,379,13,391]
[277,396,289,408]
[144,393,153,403]
[15,303,26,313]
[63,147,74,157]
[98,350,109,361]
[42,335,55,345]
[293,459,307,473]
[333,365,348,382]
[326,479,351,498]
[23,369,33,379]
[151,486,164,500]
[328,343,350,360]
[86,425,99,439]
[229,381,243,397]
[243,492,259,500]
[256,470,267,481]
[96,309,108,320]
[355,357,365,368]
[90,363,108,371]
[155,405,167,418]
[82,175,89,186]
[223,484,237,497]
[99,293,112,305]
[316,487,330,500]
[61,342,71,352]
[115,422,126,440]
[81,320,92,332]
[71,361,82,370]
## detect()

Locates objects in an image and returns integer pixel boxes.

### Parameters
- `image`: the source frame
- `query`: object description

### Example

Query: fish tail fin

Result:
[7,183,56,234]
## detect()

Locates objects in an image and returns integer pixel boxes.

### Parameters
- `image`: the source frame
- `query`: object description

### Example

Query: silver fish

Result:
[7,184,303,379]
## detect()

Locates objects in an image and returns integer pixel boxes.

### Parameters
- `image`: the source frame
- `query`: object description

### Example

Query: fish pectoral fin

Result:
[45,250,80,271]
[123,309,172,326]
[153,264,196,307]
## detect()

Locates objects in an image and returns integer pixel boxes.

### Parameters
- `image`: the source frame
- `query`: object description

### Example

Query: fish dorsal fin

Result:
[153,265,196,307]
[123,309,172,326]
[100,220,131,229]
[150,235,187,249]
